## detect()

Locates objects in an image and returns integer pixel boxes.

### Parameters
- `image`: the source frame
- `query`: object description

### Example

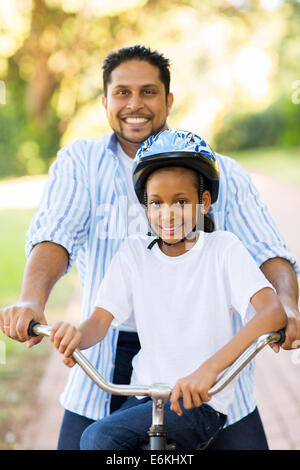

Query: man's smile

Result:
[124,117,149,124]
[120,114,152,128]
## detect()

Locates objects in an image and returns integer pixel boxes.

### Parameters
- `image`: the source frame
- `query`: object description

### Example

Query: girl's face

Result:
[146,167,211,249]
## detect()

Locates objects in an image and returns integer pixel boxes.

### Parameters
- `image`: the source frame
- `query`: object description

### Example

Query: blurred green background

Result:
[0,0,300,179]
[0,0,299,449]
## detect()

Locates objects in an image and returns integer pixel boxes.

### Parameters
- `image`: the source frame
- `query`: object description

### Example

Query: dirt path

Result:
[251,172,300,450]
[19,172,300,450]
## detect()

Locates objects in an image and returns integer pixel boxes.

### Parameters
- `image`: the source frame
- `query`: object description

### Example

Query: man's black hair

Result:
[102,45,171,97]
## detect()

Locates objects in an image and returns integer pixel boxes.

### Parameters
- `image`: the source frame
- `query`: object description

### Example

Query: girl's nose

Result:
[160,204,176,223]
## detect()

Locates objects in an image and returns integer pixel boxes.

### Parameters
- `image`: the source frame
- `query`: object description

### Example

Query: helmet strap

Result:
[147,229,198,250]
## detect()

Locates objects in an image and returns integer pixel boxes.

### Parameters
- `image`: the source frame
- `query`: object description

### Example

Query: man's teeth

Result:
[125,118,148,123]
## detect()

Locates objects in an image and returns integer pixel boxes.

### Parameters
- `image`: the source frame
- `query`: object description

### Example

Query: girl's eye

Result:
[176,199,187,206]
[149,201,160,207]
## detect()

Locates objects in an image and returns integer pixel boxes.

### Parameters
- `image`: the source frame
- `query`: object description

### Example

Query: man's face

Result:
[102,59,173,156]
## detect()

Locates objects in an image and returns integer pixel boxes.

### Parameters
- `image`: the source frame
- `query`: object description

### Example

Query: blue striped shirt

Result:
[26,132,299,424]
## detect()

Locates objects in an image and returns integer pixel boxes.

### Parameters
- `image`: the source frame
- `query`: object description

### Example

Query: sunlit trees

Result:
[0,0,299,177]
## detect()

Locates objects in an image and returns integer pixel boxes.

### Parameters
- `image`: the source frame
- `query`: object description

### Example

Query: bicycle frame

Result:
[28,321,285,450]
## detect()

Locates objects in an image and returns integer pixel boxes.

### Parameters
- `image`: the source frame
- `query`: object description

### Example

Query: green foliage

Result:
[213,95,300,153]
[230,145,300,187]
[0,0,300,179]
[0,76,60,178]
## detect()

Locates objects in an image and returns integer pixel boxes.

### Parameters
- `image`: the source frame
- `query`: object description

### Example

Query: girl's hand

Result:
[170,363,218,416]
[50,321,82,368]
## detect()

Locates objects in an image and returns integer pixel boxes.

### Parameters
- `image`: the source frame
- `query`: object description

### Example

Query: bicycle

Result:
[27,320,285,451]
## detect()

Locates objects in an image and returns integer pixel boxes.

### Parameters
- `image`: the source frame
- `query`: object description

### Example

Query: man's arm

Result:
[260,257,299,349]
[3,141,92,346]
[0,242,69,347]
[218,155,299,350]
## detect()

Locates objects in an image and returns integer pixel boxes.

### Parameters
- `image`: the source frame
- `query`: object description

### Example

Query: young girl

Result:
[50,130,287,450]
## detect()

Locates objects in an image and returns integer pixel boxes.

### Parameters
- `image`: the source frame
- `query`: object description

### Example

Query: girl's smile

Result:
[159,222,183,236]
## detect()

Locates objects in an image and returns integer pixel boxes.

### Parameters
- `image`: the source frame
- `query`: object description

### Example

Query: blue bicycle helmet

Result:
[133,129,219,204]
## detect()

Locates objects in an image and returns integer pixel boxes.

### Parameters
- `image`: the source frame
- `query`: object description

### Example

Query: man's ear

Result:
[166,92,174,116]
[102,94,107,110]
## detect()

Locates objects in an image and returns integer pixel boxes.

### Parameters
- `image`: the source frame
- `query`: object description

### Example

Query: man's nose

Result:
[126,93,143,110]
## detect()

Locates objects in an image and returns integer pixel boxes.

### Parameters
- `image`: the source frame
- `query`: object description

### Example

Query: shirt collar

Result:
[107,132,119,155]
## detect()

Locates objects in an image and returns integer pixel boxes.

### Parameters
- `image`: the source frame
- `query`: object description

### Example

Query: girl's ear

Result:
[201,190,211,214]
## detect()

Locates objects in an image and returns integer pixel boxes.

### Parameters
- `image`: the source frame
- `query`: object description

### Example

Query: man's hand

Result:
[260,258,299,353]
[281,308,300,350]
[0,301,47,348]
[271,307,300,352]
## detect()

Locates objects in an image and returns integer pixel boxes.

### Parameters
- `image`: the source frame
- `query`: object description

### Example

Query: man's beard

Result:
[114,120,167,146]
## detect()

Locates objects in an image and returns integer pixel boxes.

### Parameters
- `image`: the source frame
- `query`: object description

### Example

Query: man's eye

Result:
[143,89,155,95]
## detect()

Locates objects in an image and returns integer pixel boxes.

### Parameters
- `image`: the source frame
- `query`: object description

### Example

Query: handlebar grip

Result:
[27,320,41,337]
[275,328,286,344]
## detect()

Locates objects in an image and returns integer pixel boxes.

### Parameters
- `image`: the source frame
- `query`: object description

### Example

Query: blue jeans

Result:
[57,405,268,450]
[80,396,226,450]
[209,407,268,450]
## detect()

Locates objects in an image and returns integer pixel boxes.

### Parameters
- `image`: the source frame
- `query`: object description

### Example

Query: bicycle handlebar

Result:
[209,329,285,394]
[27,320,285,402]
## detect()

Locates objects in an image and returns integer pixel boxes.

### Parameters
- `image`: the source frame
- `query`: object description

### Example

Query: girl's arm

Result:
[50,307,114,367]
[170,287,287,416]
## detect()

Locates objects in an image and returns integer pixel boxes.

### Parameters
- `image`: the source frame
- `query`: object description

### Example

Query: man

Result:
[0,45,299,450]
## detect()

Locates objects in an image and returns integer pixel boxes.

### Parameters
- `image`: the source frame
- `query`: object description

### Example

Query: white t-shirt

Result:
[94,230,274,415]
